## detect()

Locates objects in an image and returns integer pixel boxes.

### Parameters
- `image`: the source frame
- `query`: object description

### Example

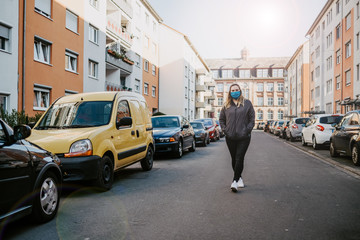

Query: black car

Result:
[330,110,360,165]
[190,121,210,147]
[193,118,220,141]
[152,115,196,158]
[264,120,274,132]
[0,119,62,226]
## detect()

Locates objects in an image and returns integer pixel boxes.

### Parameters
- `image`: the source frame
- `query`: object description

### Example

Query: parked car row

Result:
[267,111,360,166]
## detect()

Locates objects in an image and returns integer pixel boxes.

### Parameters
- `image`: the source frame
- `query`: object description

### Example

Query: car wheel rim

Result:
[103,164,111,182]
[40,177,58,215]
[353,147,358,163]
[313,137,316,148]
[147,149,153,165]
[179,142,182,156]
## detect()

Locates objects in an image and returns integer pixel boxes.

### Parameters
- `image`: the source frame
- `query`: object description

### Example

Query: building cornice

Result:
[305,0,334,36]
[140,0,163,22]
[285,43,305,69]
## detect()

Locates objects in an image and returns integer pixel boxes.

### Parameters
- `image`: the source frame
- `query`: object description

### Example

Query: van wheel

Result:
[32,171,60,223]
[175,141,183,158]
[352,144,360,166]
[95,156,114,191]
[141,146,153,171]
[189,138,196,152]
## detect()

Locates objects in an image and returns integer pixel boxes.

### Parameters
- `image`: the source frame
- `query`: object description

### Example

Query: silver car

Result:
[286,117,310,141]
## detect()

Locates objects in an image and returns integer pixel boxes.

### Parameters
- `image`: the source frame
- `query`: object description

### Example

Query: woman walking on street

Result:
[219,83,255,192]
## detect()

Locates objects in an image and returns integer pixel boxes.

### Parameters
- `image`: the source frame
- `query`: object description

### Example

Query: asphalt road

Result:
[2,130,360,240]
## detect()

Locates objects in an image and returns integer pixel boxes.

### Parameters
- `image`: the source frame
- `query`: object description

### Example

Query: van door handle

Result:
[131,130,135,135]
[136,130,139,137]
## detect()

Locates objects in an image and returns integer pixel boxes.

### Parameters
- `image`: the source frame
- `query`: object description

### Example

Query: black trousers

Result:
[225,136,251,181]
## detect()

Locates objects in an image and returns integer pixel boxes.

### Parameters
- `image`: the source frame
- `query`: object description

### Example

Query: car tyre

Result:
[175,140,183,158]
[32,171,60,223]
[301,135,307,146]
[189,138,196,152]
[141,146,154,171]
[95,155,114,191]
[330,141,339,157]
[312,136,320,150]
[352,144,360,166]
[207,137,210,145]
[202,139,207,147]
[290,133,295,142]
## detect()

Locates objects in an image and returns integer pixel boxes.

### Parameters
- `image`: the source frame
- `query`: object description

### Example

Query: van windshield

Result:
[36,101,113,129]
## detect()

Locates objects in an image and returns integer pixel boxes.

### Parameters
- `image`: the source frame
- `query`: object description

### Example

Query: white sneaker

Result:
[231,180,238,192]
[237,178,244,188]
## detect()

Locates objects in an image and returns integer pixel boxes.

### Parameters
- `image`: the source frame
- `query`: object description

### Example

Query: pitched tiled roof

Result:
[205,57,291,69]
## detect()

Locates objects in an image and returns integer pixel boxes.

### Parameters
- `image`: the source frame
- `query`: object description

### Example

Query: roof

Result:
[140,0,163,22]
[306,0,334,36]
[205,57,290,69]
[56,91,144,104]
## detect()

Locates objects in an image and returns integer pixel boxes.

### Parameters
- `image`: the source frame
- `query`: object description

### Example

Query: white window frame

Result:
[257,110,263,120]
[35,0,51,18]
[267,97,273,106]
[88,59,98,78]
[34,37,51,64]
[336,75,341,89]
[268,110,273,120]
[346,12,351,31]
[144,60,149,72]
[326,79,333,93]
[336,49,341,64]
[0,94,9,112]
[152,86,156,97]
[66,9,78,33]
[267,83,274,92]
[277,83,284,91]
[144,83,149,95]
[278,110,284,120]
[135,79,140,93]
[89,24,98,44]
[278,97,284,106]
[257,97,264,106]
[257,83,264,92]
[135,54,140,68]
[33,86,51,111]
[345,41,351,58]
[345,69,351,86]
[65,50,78,73]
[0,24,10,52]
[152,64,156,76]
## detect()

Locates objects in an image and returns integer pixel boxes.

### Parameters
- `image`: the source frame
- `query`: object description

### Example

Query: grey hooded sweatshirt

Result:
[219,99,255,140]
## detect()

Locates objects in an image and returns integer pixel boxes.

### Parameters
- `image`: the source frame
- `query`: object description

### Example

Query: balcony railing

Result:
[195,85,206,92]
[112,0,133,18]
[107,17,133,47]
[105,49,133,73]
[195,102,205,108]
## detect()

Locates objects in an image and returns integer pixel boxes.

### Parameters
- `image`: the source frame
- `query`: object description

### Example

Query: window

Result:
[185,66,188,78]
[144,60,149,72]
[345,41,351,58]
[135,54,140,68]
[336,75,341,89]
[336,24,341,39]
[311,71,314,81]
[88,60,98,78]
[222,69,233,78]
[89,24,98,44]
[145,13,149,26]
[267,97,273,106]
[311,89,314,100]
[267,83,274,92]
[336,101,341,113]
[326,56,333,70]
[35,0,51,17]
[257,97,263,106]
[218,97,223,106]
[357,2,360,19]
[357,32,359,50]
[336,1,340,15]
[346,12,351,30]
[278,69,283,77]
[212,70,219,78]
[245,70,250,78]
[278,97,284,106]
[326,79,332,93]
[357,64,359,81]
[33,86,50,110]
[244,89,249,99]
[34,37,51,64]
[89,0,98,9]
[257,109,263,120]
[185,86,188,98]
[278,110,284,120]
[144,83,149,95]
[116,100,131,128]
[277,83,284,91]
[345,69,351,86]
[315,86,320,97]
[316,66,320,78]
[66,9,78,33]
[326,32,333,48]
[134,79,140,93]
[316,46,320,58]
[0,94,8,112]
[217,84,224,92]
[257,83,264,92]
[152,64,156,75]
[336,49,341,64]
[0,24,10,52]
[257,69,268,78]
[152,86,156,97]
[316,26,320,39]
[65,50,78,73]
[267,110,273,120]
[272,69,278,77]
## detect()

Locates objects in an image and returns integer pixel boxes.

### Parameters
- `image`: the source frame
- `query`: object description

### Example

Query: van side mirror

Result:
[13,125,31,141]
[117,117,132,128]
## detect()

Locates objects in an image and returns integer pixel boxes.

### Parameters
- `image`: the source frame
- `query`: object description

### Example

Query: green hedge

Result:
[0,109,43,128]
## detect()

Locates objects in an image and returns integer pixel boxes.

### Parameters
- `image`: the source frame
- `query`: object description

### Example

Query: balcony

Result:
[106,16,133,48]
[205,81,216,87]
[195,85,206,92]
[195,102,205,108]
[112,0,133,18]
[105,48,133,74]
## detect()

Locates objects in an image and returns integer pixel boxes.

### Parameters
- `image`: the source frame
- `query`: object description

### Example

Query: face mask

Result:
[230,91,241,99]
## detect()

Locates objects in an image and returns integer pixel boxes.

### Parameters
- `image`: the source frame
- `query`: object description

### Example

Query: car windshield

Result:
[152,117,180,128]
[278,122,284,126]
[319,116,343,124]
[295,118,309,124]
[36,101,113,129]
[190,122,203,129]
[196,119,213,127]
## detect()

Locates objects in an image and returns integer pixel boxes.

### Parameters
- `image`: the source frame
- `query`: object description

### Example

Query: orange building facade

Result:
[142,59,159,113]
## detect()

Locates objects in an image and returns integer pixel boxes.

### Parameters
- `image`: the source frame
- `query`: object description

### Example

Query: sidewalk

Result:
[259,130,360,179]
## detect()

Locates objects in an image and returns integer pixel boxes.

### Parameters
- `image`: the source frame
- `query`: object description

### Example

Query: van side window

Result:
[116,100,131,127]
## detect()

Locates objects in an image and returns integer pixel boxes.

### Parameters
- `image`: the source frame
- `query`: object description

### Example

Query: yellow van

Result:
[27,91,154,190]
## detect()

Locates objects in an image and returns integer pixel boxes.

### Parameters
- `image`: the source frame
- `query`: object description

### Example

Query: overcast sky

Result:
[147,0,328,59]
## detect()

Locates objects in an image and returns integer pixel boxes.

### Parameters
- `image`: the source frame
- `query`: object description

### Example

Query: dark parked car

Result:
[330,110,360,165]
[273,121,285,136]
[264,120,274,132]
[0,119,62,225]
[215,119,225,138]
[190,121,210,146]
[152,115,196,158]
[194,118,220,141]
[279,120,290,139]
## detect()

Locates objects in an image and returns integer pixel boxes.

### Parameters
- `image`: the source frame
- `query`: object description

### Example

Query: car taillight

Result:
[316,125,324,131]
[292,124,298,129]
[284,126,288,129]
[277,126,281,129]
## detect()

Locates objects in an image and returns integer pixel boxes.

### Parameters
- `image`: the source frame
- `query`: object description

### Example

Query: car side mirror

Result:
[183,124,189,129]
[117,117,132,128]
[335,125,341,130]
[13,125,31,141]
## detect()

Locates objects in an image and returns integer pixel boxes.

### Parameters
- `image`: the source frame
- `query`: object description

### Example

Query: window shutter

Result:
[0,25,9,39]
[66,10,78,32]
[35,0,51,16]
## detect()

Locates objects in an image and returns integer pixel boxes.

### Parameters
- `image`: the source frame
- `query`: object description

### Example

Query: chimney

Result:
[241,47,249,61]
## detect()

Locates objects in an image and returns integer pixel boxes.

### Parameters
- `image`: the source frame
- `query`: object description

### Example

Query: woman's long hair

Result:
[224,83,245,109]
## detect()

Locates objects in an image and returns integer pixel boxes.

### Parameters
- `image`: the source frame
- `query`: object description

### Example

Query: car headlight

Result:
[158,137,175,143]
[64,139,92,157]
[53,154,61,166]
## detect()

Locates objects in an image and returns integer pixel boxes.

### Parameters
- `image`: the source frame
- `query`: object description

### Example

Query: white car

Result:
[301,114,343,149]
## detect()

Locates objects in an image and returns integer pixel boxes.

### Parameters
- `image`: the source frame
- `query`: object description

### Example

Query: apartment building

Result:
[0,0,18,112]
[285,41,310,117]
[159,24,207,120]
[195,68,215,119]
[306,0,360,114]
[18,0,84,116]
[206,48,289,125]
